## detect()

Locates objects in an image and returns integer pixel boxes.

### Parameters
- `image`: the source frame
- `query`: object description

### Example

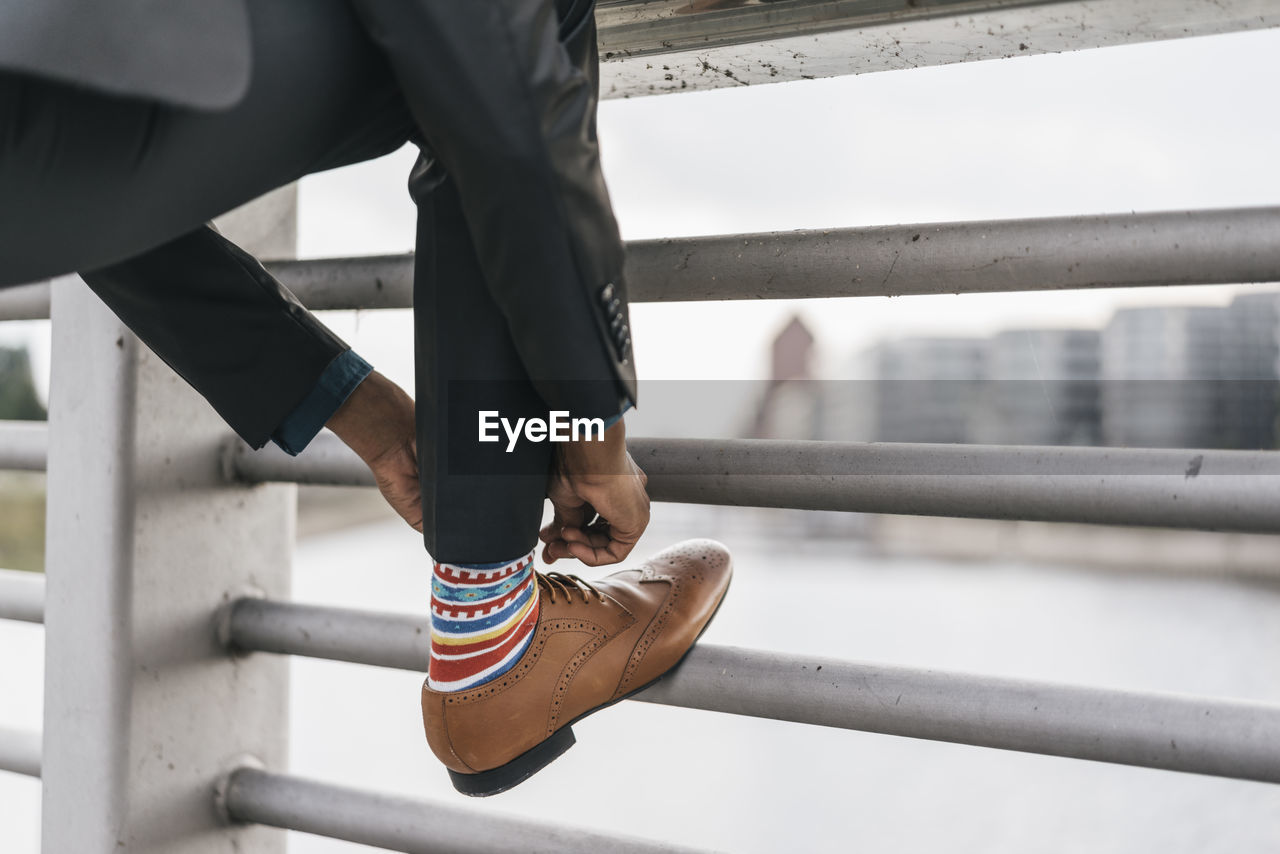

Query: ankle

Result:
[428,548,540,693]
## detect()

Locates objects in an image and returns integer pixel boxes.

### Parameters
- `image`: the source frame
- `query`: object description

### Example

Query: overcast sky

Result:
[4,26,1279,399]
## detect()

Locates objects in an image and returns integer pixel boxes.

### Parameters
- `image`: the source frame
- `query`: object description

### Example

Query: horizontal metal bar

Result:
[0,727,41,778]
[223,433,370,487]
[622,207,1280,302]
[227,597,428,671]
[267,253,413,312]
[634,645,1280,785]
[0,281,52,322]
[0,421,48,471]
[223,766,705,854]
[229,433,1280,533]
[0,568,44,624]
[8,208,1277,319]
[263,207,1280,306]
[596,0,1280,98]
[226,598,1280,785]
[632,438,1280,533]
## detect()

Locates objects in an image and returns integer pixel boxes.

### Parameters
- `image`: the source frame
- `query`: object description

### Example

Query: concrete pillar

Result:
[41,190,297,852]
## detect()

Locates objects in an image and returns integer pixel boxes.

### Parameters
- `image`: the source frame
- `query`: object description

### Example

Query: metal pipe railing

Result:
[4,208,1278,320]
[0,569,44,624]
[264,207,1280,306]
[225,597,1280,785]
[223,597,428,670]
[616,207,1280,303]
[0,281,52,321]
[222,766,706,854]
[629,438,1280,533]
[594,0,1280,67]
[0,726,41,778]
[0,421,48,471]
[228,433,1280,534]
[222,433,370,487]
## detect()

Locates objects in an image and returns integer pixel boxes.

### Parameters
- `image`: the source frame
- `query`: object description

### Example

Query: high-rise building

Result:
[1225,290,1280,449]
[1100,306,1232,448]
[832,337,986,444]
[973,329,1101,446]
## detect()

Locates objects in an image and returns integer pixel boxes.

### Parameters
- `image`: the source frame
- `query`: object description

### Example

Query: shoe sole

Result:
[447,574,733,797]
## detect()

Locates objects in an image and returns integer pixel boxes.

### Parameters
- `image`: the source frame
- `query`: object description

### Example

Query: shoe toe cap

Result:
[617,539,732,691]
[645,537,733,592]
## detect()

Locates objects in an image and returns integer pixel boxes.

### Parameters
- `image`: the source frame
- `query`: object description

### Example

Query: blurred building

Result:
[972,329,1101,446]
[1225,290,1280,449]
[748,315,824,440]
[767,291,1280,451]
[1100,306,1236,448]
[826,337,986,444]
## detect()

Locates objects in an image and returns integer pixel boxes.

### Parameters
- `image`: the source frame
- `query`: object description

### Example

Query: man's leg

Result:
[411,168,732,796]
[0,0,413,285]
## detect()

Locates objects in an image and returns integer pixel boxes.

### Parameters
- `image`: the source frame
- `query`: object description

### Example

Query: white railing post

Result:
[41,196,297,852]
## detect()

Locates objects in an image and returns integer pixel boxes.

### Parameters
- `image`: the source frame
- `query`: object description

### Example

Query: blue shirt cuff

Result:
[602,403,632,431]
[271,350,374,456]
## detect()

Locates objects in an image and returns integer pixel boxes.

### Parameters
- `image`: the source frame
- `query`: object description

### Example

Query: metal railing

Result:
[0,421,48,471]
[0,568,43,623]
[0,727,40,779]
[5,207,1280,319]
[2,4,1280,853]
[227,432,1280,534]
[224,596,1280,785]
[221,767,702,854]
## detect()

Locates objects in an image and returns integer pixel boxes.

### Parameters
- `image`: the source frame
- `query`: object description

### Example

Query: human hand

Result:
[539,418,649,566]
[326,370,423,532]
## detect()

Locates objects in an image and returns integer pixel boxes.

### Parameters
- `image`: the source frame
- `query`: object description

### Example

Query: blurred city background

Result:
[3,22,1280,854]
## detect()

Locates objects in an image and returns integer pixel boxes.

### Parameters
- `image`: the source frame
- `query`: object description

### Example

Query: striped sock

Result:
[428,548,540,692]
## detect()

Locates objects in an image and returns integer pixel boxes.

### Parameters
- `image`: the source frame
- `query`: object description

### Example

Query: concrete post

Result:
[41,191,297,853]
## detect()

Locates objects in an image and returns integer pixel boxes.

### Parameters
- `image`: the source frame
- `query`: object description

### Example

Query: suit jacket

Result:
[1,0,637,424]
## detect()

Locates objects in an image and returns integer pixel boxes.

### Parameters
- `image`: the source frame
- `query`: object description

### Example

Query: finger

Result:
[542,539,572,564]
[565,530,638,566]
[538,521,562,545]
[565,540,617,566]
[559,525,611,549]
[540,498,590,544]
[599,504,648,549]
[606,525,640,561]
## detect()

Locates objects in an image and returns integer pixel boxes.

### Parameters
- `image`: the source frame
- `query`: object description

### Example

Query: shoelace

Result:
[537,571,620,607]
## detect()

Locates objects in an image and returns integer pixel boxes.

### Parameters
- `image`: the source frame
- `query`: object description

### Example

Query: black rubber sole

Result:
[447,577,732,798]
[448,725,577,796]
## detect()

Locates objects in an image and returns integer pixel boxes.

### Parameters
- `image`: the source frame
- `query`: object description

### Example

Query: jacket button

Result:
[607,298,621,315]
[610,314,624,333]
[599,283,615,304]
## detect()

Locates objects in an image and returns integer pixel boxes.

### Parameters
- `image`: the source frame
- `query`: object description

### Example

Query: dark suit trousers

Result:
[0,0,585,562]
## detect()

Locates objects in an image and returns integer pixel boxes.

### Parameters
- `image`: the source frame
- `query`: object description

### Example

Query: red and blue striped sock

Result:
[427,548,540,692]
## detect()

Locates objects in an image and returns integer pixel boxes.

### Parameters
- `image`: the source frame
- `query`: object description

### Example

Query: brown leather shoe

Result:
[421,538,732,796]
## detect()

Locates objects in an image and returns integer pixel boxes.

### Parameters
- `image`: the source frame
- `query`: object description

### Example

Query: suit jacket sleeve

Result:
[351,0,636,420]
